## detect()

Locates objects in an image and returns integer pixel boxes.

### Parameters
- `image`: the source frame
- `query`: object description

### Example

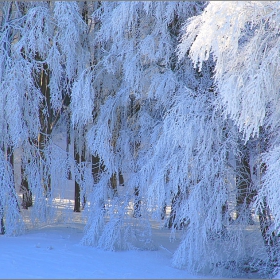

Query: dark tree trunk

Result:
[167,186,189,229]
[38,62,53,196]
[161,202,167,220]
[91,154,105,210]
[110,172,123,197]
[236,143,256,224]
[0,215,4,235]
[168,189,181,229]
[92,155,102,184]
[21,164,32,209]
[74,145,81,212]
[133,186,141,218]
[74,138,85,212]
[258,198,278,267]
[74,183,81,212]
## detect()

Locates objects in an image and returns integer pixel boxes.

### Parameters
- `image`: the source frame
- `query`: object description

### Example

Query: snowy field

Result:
[2,142,266,279]
[0,225,186,279]
[0,136,208,279]
[0,212,209,279]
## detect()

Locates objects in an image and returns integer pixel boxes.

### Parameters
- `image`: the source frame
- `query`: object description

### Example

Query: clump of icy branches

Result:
[179,1,280,276]
[82,1,202,251]
[0,1,91,231]
[80,1,263,276]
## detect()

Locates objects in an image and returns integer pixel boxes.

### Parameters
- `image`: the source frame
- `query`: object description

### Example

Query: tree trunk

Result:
[38,62,52,196]
[161,202,167,220]
[20,164,32,209]
[91,154,105,211]
[110,172,123,197]
[92,155,102,184]
[168,189,181,229]
[0,215,4,235]
[236,144,256,224]
[74,145,81,212]
[133,186,141,218]
[258,198,278,267]
[74,135,85,212]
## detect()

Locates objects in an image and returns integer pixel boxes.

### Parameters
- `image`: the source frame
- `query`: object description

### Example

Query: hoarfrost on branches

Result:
[0,1,278,278]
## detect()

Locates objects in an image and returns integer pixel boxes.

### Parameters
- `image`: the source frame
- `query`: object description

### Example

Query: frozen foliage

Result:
[179,1,280,142]
[71,69,94,127]
[83,1,205,254]
[148,90,238,272]
[0,1,92,231]
[0,1,279,278]
[180,1,280,276]
[82,2,260,276]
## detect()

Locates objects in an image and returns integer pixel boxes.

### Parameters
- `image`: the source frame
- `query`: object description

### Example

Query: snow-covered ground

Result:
[0,215,208,279]
[3,143,211,279]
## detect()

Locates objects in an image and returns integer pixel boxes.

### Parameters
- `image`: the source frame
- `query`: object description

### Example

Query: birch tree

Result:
[81,5,242,274]
[0,1,93,227]
[179,0,280,273]
[81,1,205,249]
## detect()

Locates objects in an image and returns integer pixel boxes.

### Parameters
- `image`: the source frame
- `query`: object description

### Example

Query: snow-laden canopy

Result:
[0,1,279,278]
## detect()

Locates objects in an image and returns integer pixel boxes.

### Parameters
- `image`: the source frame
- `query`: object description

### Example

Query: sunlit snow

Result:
[0,209,206,279]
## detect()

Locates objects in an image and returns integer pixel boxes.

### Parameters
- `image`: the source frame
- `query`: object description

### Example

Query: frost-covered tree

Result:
[179,0,280,274]
[1,1,277,277]
[13,1,86,220]
[81,4,244,276]
[82,1,207,250]
[0,1,31,233]
[178,1,280,141]
[0,1,93,228]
